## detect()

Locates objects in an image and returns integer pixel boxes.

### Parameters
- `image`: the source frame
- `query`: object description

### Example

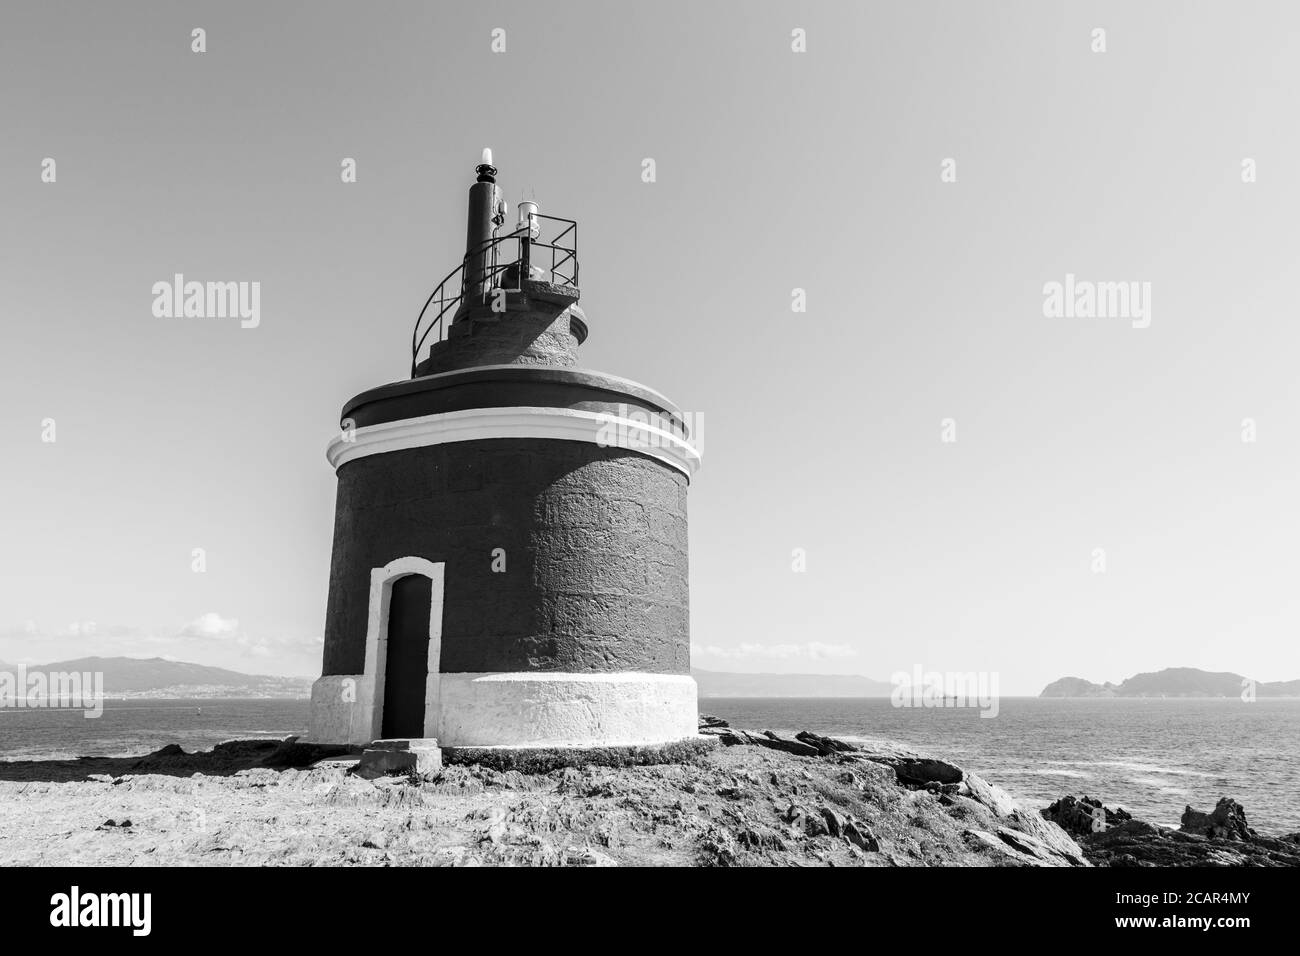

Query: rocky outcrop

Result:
[1043,794,1300,867]
[702,721,968,788]
[705,720,1088,867]
[127,738,353,776]
[1180,797,1253,841]
[1040,794,1133,836]
[706,727,822,758]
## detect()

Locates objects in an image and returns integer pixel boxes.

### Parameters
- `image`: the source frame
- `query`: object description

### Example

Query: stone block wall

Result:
[321,437,690,678]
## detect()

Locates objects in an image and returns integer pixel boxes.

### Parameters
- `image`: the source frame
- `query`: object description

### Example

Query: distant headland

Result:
[1039,667,1300,699]
[0,656,311,699]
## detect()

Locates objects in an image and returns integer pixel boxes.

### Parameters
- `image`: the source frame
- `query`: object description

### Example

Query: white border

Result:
[327,406,700,478]
[305,556,447,743]
[308,668,699,748]
[367,556,445,740]
[436,671,698,748]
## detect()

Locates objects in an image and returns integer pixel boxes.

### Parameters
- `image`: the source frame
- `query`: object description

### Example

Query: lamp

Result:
[517,200,540,239]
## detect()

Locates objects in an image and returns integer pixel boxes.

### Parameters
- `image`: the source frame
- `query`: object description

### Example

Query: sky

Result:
[2,1,1298,694]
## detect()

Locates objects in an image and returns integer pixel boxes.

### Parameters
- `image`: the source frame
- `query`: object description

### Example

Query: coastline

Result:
[4,697,1297,834]
[0,715,1293,867]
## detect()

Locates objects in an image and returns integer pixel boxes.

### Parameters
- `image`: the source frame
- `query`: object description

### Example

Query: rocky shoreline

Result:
[1040,794,1300,867]
[703,716,1300,867]
[0,716,1292,867]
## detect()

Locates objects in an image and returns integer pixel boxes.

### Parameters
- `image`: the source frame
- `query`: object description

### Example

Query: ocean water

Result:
[0,698,309,761]
[1,696,1295,833]
[705,697,1300,833]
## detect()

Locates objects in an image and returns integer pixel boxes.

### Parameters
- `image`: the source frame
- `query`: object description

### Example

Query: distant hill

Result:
[1040,667,1300,699]
[693,669,893,698]
[4,656,311,699]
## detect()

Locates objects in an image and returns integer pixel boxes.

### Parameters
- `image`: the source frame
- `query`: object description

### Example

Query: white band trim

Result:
[328,406,700,478]
[306,671,699,748]
[437,672,699,748]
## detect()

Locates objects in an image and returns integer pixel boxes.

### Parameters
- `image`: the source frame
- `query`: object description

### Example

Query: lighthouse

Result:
[307,151,702,755]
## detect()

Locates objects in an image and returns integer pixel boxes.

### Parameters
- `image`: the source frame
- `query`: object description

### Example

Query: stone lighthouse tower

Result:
[307,151,701,754]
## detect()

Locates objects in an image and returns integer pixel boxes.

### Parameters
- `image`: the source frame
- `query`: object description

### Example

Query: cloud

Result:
[180,612,240,639]
[178,612,266,656]
[175,612,319,662]
[691,641,858,661]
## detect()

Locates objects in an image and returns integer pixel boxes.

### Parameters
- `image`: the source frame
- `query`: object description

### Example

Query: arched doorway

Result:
[381,573,432,739]
[364,557,445,742]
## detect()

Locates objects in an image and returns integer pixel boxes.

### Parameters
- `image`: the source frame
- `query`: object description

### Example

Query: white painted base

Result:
[305,674,378,745]
[437,672,699,748]
[306,671,698,748]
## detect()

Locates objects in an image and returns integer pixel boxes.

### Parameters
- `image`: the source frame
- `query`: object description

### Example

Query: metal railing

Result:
[410,213,578,376]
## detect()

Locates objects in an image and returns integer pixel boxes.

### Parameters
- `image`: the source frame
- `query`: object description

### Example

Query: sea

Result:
[0,696,1295,833]
[706,697,1300,833]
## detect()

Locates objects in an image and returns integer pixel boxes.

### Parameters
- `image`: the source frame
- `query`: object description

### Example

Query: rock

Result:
[1180,798,1254,841]
[994,826,1078,867]
[715,728,821,757]
[748,733,816,754]
[836,737,964,787]
[1011,812,1089,866]
[1050,794,1300,867]
[843,819,879,852]
[956,774,1089,866]
[964,829,1030,865]
[564,847,618,866]
[820,807,845,838]
[759,731,822,757]
[355,739,442,779]
[697,826,739,867]
[794,731,860,755]
[782,803,829,838]
[786,730,967,788]
[698,714,729,730]
[803,814,830,838]
[1042,795,1133,837]
[738,828,787,851]
[962,827,1081,868]
[889,757,963,787]
[706,722,1087,866]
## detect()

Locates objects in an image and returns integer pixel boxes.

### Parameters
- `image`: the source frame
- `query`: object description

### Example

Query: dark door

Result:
[381,574,432,739]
